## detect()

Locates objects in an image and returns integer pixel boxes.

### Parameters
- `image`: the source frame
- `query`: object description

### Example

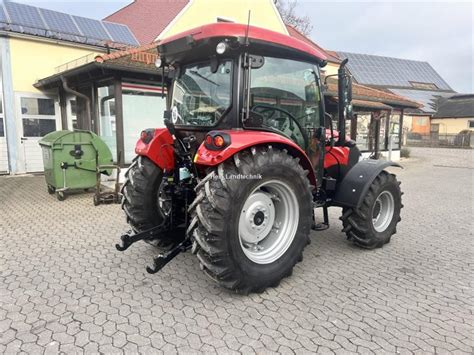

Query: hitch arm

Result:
[115,224,168,251]
[146,238,192,274]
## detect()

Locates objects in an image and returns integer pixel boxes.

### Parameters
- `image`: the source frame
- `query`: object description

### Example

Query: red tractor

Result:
[117,23,402,293]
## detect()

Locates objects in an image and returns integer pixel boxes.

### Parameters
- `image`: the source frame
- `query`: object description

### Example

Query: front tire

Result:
[121,156,164,232]
[189,146,313,294]
[341,171,402,249]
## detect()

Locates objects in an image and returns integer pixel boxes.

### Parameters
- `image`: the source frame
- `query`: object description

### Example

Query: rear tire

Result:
[189,146,313,294]
[341,171,402,249]
[121,156,164,232]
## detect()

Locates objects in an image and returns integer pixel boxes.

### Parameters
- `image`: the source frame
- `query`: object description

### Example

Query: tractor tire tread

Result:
[341,171,402,249]
[122,156,164,232]
[189,146,312,293]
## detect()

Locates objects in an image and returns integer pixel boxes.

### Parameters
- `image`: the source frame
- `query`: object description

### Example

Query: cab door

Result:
[17,95,60,173]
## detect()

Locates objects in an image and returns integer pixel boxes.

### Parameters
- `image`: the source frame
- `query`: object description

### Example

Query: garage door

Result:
[19,96,59,173]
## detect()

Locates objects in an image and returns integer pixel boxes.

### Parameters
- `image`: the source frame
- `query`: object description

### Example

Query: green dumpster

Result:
[39,130,114,201]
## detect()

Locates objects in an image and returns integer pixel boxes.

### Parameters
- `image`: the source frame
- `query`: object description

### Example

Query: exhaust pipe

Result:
[337,58,349,146]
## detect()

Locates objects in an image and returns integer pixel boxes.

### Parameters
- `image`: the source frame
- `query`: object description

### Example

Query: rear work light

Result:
[204,131,231,151]
[140,129,155,144]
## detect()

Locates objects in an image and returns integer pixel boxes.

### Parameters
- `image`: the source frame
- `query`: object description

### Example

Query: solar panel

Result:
[4,1,45,35]
[39,8,80,42]
[0,4,7,23]
[103,22,138,45]
[389,89,454,113]
[1,1,138,47]
[337,51,452,91]
[39,8,78,35]
[72,16,111,42]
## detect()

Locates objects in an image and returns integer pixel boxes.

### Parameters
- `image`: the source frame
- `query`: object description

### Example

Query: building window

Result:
[122,83,167,164]
[469,121,474,129]
[98,85,117,161]
[416,117,428,126]
[68,99,78,130]
[378,114,387,151]
[356,114,372,151]
[22,118,56,137]
[20,97,56,137]
[410,82,438,90]
[389,113,401,148]
[21,97,55,115]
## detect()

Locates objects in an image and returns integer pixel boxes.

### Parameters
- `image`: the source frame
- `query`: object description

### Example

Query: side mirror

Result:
[210,56,219,73]
[249,55,265,69]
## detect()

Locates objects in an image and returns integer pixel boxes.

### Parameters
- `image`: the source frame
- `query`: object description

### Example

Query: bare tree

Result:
[275,0,313,36]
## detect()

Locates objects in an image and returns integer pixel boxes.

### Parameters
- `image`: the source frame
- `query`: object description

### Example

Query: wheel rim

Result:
[157,182,172,217]
[238,180,299,264]
[372,190,395,232]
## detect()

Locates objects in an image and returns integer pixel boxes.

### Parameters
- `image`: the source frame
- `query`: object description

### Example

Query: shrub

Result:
[401,147,411,158]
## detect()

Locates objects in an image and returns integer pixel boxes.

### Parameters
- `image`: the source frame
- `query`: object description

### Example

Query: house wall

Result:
[2,36,104,174]
[158,0,287,40]
[323,62,339,76]
[9,37,99,93]
[431,117,474,134]
[407,114,431,134]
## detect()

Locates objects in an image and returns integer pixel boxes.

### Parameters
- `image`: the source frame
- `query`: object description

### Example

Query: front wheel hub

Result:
[372,190,395,232]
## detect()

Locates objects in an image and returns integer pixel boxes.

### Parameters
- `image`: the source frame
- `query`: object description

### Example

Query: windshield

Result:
[171,60,232,126]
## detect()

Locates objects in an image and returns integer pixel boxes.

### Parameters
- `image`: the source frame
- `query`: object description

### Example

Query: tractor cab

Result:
[158,23,341,152]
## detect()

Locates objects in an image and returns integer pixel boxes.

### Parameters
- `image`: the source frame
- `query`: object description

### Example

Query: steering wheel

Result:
[250,104,309,148]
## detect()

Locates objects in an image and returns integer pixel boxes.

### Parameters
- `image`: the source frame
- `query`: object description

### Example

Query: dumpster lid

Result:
[38,130,72,147]
[38,129,96,147]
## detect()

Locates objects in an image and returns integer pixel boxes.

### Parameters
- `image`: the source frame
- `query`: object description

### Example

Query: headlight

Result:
[216,42,227,55]
[154,58,162,68]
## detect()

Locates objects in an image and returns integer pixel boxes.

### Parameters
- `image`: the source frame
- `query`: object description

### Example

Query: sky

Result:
[15,0,474,93]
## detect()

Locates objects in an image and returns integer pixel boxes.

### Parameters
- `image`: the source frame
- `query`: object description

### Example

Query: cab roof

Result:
[158,23,328,64]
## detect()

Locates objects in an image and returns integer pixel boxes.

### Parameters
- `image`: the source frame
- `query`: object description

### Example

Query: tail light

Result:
[204,131,231,150]
[140,129,155,144]
[213,135,225,148]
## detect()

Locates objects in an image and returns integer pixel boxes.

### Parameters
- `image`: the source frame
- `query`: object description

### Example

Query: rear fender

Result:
[135,128,175,170]
[333,159,402,208]
[194,130,317,187]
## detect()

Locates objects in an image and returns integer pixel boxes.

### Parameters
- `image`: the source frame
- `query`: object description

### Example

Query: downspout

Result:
[373,114,380,159]
[61,77,91,131]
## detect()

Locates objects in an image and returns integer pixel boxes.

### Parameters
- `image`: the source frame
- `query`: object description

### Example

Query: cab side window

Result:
[245,56,322,149]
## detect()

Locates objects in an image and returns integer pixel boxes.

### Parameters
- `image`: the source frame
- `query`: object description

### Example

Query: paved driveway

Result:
[0,147,473,354]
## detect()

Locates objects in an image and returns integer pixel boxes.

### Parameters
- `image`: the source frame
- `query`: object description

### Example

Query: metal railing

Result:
[405,132,474,148]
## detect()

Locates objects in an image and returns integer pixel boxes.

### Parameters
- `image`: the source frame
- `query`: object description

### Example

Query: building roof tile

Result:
[432,94,474,118]
[325,77,421,108]
[104,0,189,44]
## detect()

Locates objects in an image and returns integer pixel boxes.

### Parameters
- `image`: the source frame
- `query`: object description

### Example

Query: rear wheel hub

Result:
[238,180,299,264]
